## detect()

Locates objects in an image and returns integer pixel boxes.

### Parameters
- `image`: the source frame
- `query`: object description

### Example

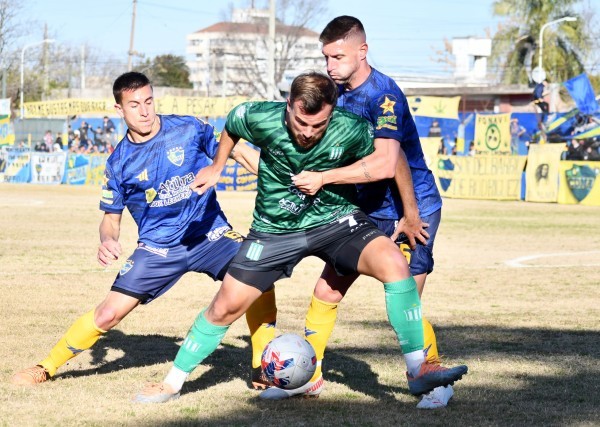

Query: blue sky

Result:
[24,0,599,77]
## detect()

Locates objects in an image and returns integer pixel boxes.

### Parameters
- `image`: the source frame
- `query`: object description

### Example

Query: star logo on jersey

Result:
[380,96,396,115]
[167,146,184,167]
[136,169,149,181]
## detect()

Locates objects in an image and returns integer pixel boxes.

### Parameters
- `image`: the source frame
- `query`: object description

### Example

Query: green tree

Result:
[489,0,591,84]
[135,54,192,88]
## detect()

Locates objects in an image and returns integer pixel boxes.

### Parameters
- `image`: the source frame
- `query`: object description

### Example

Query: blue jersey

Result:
[100,115,230,246]
[337,68,442,219]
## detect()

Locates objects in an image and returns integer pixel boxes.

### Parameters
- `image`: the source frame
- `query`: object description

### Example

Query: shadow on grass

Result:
[55,324,599,426]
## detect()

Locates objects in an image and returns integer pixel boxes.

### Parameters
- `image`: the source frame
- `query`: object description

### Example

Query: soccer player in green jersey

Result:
[134,71,466,403]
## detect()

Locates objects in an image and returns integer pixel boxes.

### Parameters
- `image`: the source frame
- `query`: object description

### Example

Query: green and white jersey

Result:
[226,101,375,233]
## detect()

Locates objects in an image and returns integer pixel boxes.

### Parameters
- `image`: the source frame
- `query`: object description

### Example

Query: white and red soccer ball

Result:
[261,333,317,390]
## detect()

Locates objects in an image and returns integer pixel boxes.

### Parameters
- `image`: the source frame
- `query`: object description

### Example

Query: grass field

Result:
[1,184,599,426]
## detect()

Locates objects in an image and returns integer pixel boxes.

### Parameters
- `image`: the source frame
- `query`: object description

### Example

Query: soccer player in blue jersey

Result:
[11,71,260,385]
[134,71,466,404]
[258,16,458,409]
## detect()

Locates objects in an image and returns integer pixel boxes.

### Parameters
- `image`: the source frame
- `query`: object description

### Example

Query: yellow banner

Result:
[474,113,511,155]
[420,137,442,169]
[434,154,526,200]
[155,96,249,117]
[558,161,600,206]
[406,96,460,119]
[0,115,15,146]
[525,144,566,203]
[24,96,252,118]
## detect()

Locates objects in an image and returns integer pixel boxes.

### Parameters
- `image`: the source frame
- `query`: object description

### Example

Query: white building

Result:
[186,9,322,98]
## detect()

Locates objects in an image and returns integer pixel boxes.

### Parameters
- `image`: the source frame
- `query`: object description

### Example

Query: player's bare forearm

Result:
[394,150,427,249]
[230,142,259,175]
[318,138,400,186]
[98,212,122,266]
[192,128,240,195]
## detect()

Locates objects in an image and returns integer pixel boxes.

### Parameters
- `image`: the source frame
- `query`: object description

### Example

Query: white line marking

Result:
[505,251,600,268]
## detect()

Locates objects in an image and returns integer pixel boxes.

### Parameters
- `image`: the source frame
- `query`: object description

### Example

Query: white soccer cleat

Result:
[259,374,324,400]
[416,385,454,409]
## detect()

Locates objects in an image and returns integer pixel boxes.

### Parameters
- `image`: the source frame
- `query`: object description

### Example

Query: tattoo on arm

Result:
[361,160,372,182]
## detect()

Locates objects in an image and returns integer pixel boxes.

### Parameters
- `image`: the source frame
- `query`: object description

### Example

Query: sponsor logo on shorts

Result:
[120,259,134,275]
[361,229,378,240]
[139,243,169,257]
[167,146,185,167]
[206,225,230,242]
[304,327,316,336]
[223,229,244,243]
[246,242,264,261]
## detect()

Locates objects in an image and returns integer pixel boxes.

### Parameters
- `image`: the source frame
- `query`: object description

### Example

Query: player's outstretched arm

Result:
[394,147,427,249]
[230,142,259,175]
[192,128,241,195]
[292,138,399,196]
[98,212,122,267]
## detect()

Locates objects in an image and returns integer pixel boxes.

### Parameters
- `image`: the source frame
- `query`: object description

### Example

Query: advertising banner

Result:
[434,154,526,200]
[525,143,566,203]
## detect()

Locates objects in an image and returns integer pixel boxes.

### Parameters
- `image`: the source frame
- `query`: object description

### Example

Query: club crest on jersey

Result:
[120,259,134,275]
[167,146,185,166]
[329,146,344,160]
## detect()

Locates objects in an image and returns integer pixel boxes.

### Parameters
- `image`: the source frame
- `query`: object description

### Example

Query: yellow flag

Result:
[474,113,511,154]
[406,96,460,119]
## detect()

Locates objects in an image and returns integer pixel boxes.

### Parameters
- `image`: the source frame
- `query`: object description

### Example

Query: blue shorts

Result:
[369,208,441,276]
[111,229,243,304]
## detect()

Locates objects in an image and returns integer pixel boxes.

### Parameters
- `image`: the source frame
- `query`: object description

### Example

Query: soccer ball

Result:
[261,333,317,390]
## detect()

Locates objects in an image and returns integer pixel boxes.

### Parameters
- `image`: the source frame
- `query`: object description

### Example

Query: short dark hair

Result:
[289,72,338,114]
[319,15,365,45]
[113,72,151,104]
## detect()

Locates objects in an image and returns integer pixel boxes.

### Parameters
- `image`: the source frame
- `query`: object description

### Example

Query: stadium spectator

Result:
[102,116,117,147]
[510,118,526,155]
[133,71,466,404]
[533,79,549,127]
[54,132,64,151]
[428,119,442,137]
[10,71,262,387]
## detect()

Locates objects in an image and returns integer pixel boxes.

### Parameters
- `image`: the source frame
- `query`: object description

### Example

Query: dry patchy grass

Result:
[1,184,599,426]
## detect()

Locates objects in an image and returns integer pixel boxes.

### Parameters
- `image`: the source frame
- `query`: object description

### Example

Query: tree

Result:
[489,0,593,85]
[204,0,327,98]
[135,54,192,88]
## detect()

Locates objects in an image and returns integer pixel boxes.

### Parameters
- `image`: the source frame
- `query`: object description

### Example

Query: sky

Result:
[22,0,600,77]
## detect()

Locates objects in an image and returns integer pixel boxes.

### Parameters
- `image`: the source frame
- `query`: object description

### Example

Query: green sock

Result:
[384,277,424,354]
[173,310,229,373]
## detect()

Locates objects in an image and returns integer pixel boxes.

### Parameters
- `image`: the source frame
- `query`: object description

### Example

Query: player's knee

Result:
[94,305,121,330]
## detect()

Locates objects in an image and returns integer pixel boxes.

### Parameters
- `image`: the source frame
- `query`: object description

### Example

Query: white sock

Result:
[164,366,189,393]
[404,350,425,377]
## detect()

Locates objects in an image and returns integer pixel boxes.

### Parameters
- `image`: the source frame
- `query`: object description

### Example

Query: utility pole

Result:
[80,45,86,93]
[42,24,50,96]
[267,0,276,100]
[127,0,138,71]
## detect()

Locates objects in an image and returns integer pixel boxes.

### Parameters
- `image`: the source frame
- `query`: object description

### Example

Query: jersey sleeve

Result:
[99,161,124,214]
[353,119,376,159]
[369,92,407,142]
[224,102,254,144]
[194,118,219,159]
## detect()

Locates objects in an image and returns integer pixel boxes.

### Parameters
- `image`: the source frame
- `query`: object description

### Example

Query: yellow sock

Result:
[305,295,338,381]
[246,288,277,369]
[39,309,106,376]
[422,317,440,364]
